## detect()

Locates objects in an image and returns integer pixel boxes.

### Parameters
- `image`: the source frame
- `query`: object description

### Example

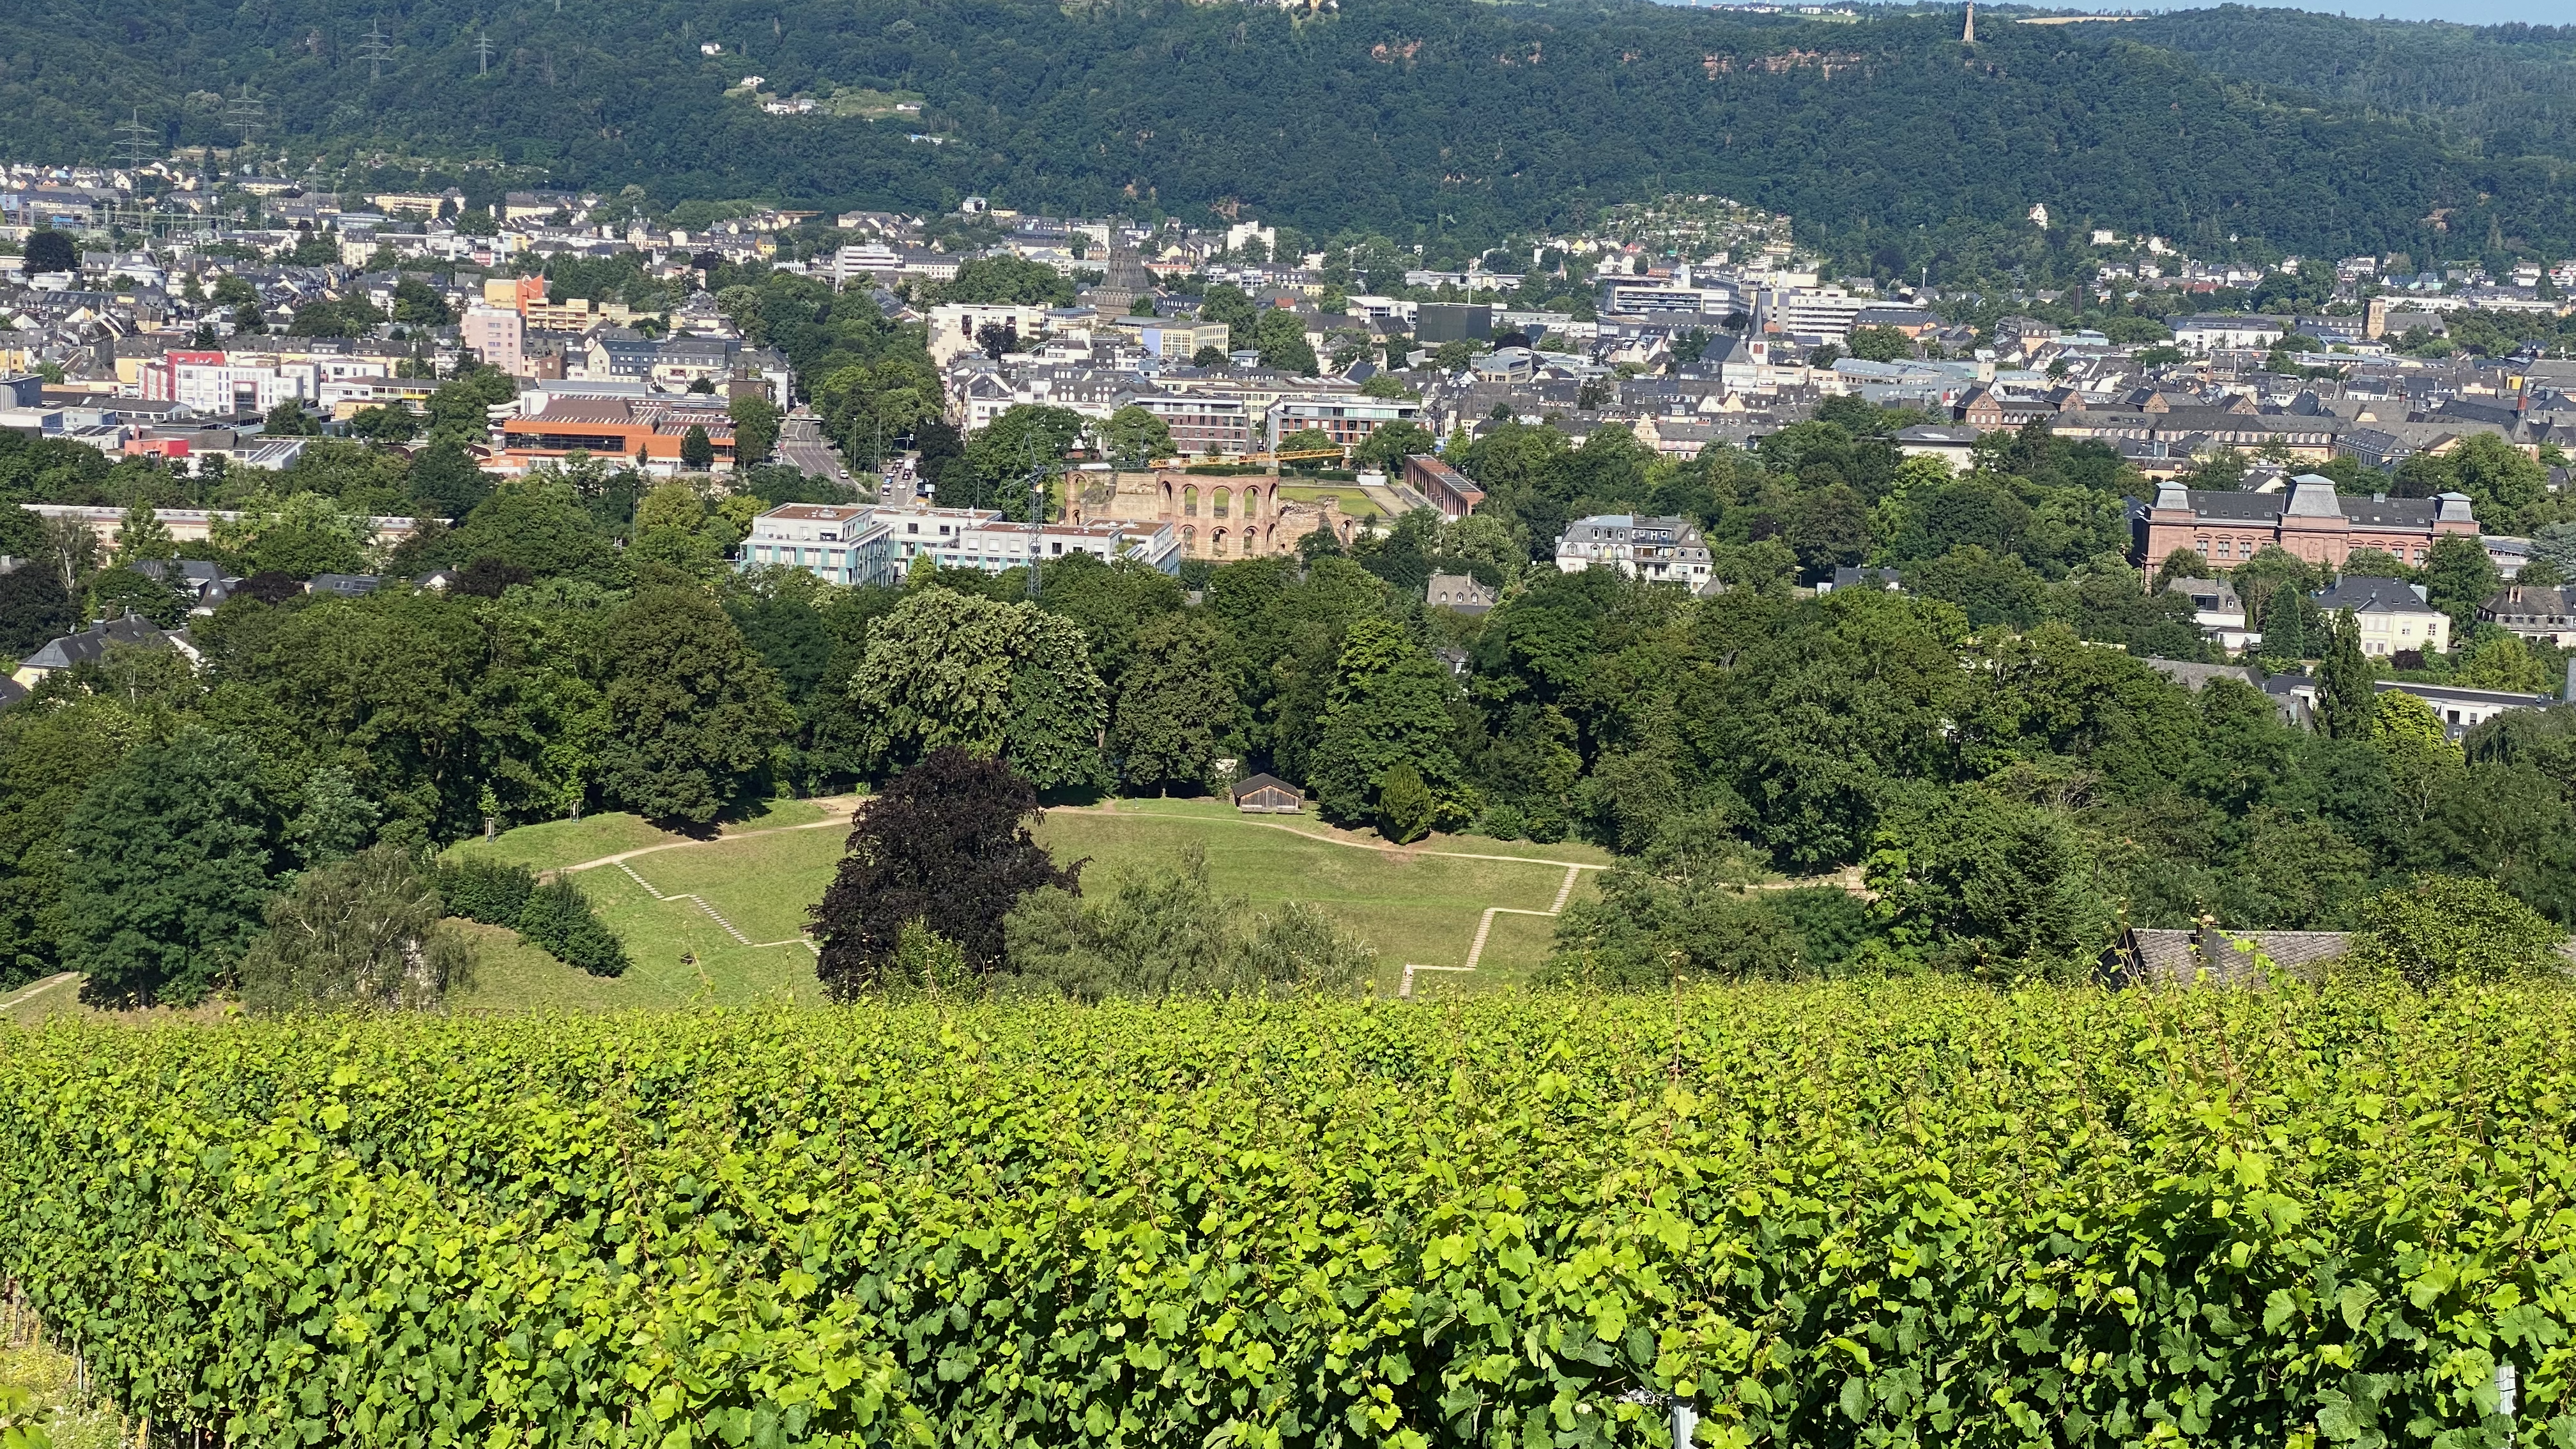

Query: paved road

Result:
[775,417,861,493]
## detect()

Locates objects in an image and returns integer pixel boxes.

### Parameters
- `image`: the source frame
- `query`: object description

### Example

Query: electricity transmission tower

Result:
[226,85,264,152]
[113,108,157,172]
[475,34,496,74]
[358,21,395,82]
[1020,434,1061,601]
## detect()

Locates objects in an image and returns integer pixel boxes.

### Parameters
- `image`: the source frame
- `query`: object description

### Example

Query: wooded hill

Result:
[5,0,2574,266]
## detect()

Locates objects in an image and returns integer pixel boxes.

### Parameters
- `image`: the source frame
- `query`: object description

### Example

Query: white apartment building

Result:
[1762,286,1871,344]
[1553,514,1715,587]
[928,302,1053,365]
[139,349,392,414]
[740,502,1180,585]
[737,503,895,586]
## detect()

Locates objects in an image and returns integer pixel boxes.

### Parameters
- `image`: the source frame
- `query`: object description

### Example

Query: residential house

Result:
[2386,680,2554,740]
[1266,393,1420,453]
[2162,576,2260,652]
[10,613,198,689]
[2479,584,2576,646]
[2310,576,2450,656]
[1554,514,1715,588]
[1817,566,1903,594]
[1426,572,1498,614]
[1894,425,1982,471]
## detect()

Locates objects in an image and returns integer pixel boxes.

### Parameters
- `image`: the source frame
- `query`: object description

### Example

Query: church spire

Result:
[1963,1,1975,43]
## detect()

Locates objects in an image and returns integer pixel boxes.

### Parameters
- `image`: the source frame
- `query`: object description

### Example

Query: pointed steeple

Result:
[1963,1,1975,43]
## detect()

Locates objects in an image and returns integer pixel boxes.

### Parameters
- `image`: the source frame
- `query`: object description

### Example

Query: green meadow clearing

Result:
[441,796,1608,1011]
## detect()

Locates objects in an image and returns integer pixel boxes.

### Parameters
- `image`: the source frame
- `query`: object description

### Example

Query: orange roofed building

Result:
[498,396,738,475]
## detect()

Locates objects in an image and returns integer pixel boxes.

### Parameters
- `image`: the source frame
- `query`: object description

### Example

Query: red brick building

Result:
[2133,475,2477,572]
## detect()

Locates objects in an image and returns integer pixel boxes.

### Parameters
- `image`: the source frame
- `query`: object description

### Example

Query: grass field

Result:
[1275,484,1386,519]
[2,798,1608,1021]
[444,797,1604,1010]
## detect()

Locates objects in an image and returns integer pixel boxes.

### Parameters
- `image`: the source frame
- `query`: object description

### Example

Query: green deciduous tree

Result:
[1352,420,1437,473]
[594,588,793,824]
[112,502,177,564]
[1541,815,1805,986]
[728,392,783,466]
[0,698,153,988]
[59,730,278,1006]
[926,256,1076,307]
[1100,404,1174,469]
[845,588,1108,790]
[0,560,75,653]
[210,491,372,578]
[1255,309,1318,376]
[238,845,471,1013]
[408,437,492,522]
[1308,617,1464,830]
[1108,613,1236,794]
[1866,787,2116,981]
[1846,325,1912,362]
[2344,873,2564,986]
[2423,533,2501,640]
[88,565,186,627]
[680,424,716,471]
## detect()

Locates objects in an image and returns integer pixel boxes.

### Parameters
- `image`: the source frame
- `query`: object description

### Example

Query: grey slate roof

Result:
[17,613,173,671]
[2110,926,2354,986]
[2140,657,2258,693]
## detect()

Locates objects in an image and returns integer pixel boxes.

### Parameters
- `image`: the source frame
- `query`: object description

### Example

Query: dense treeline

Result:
[10,394,2574,1001]
[6,0,2574,266]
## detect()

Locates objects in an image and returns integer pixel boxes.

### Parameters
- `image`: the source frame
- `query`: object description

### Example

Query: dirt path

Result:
[1053,803,1614,873]
[555,797,860,876]
[0,972,80,1020]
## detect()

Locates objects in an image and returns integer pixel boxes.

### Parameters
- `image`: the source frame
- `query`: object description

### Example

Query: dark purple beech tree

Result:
[810,748,1080,996]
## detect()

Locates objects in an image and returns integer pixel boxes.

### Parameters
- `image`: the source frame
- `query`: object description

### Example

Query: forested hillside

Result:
[6,0,2575,264]
[2112,7,2576,171]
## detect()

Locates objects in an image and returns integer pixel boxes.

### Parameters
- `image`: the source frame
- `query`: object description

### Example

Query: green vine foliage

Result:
[0,982,2569,1448]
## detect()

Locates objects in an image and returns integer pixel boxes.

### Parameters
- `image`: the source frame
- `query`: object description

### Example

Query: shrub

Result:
[1002,846,1374,999]
[514,877,629,977]
[433,857,535,926]
[2345,872,2566,987]
[434,859,625,976]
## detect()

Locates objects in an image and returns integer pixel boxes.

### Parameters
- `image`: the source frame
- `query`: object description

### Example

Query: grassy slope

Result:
[445,798,1605,1011]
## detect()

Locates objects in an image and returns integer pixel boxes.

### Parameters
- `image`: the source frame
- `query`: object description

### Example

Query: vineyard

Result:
[0,981,2569,1447]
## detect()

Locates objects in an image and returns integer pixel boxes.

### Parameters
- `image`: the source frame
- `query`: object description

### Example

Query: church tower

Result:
[1963,1,1975,43]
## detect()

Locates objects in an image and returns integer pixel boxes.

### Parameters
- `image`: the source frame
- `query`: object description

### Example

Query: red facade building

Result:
[2133,475,2476,572]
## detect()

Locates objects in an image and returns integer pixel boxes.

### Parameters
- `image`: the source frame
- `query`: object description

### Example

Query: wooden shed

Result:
[1229,773,1305,814]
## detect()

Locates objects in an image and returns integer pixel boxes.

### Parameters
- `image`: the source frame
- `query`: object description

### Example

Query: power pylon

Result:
[226,85,264,151]
[475,34,496,74]
[357,20,395,82]
[113,108,157,172]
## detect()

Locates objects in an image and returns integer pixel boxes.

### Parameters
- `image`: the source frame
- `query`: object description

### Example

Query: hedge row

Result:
[0,983,2570,1448]
[435,858,629,976]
